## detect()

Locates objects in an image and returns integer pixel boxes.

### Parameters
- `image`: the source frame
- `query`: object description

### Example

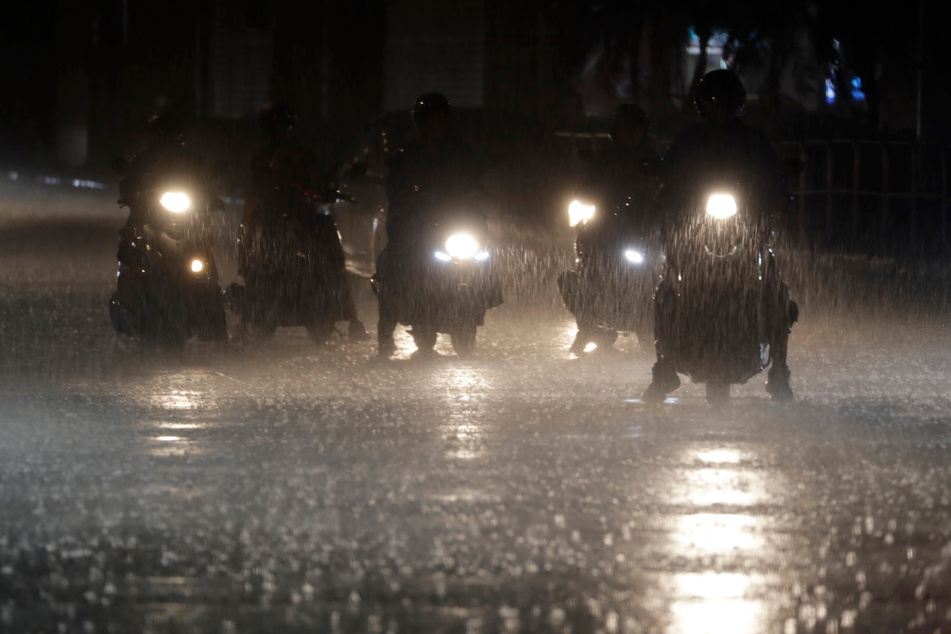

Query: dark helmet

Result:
[695,69,747,119]
[259,99,296,135]
[412,92,451,129]
[146,109,184,140]
[610,104,649,140]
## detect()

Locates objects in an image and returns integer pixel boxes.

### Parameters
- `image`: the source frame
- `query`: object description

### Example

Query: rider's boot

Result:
[570,328,595,354]
[765,293,796,402]
[766,362,793,402]
[377,315,396,357]
[642,358,680,403]
[349,320,369,342]
[595,328,619,349]
[571,313,603,354]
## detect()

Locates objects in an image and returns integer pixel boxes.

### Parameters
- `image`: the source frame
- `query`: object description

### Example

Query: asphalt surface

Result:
[2,183,951,633]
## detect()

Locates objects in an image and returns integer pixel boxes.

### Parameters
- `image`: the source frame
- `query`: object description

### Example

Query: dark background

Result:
[1,0,947,172]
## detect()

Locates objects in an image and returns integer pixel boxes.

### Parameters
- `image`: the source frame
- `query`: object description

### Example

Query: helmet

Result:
[694,70,746,120]
[259,99,296,136]
[412,92,451,129]
[146,109,184,140]
[610,104,649,140]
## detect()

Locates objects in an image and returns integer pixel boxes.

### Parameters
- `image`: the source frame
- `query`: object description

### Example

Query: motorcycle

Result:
[655,181,796,404]
[226,185,355,343]
[109,162,227,348]
[558,196,662,352]
[372,195,503,355]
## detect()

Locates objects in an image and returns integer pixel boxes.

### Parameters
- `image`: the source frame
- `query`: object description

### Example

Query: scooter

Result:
[372,194,503,355]
[558,195,662,352]
[654,182,796,404]
[226,186,355,343]
[109,162,227,348]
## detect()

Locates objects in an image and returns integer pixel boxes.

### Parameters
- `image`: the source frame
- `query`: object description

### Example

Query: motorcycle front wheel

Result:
[306,320,335,345]
[706,381,731,406]
[410,328,438,353]
[451,323,478,357]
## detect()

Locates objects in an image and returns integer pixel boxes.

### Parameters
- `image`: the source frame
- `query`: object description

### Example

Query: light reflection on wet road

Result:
[1,193,951,632]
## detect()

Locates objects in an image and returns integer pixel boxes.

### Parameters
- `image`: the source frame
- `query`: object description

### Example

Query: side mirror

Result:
[111,158,130,175]
[343,161,368,180]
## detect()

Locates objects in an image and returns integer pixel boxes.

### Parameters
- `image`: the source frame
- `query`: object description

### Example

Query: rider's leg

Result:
[766,294,797,400]
[642,280,680,402]
[766,331,793,400]
[571,315,598,353]
[377,307,397,356]
[342,284,368,341]
[765,256,797,400]
[375,248,397,356]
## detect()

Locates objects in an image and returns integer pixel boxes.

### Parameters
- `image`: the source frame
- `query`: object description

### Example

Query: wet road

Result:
[2,184,951,633]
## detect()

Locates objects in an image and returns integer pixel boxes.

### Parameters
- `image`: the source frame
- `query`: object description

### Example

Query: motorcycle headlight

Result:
[706,194,737,220]
[160,192,191,213]
[624,248,645,264]
[190,258,205,274]
[568,200,596,227]
[445,233,480,260]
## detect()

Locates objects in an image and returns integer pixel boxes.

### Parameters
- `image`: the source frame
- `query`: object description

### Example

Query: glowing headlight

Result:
[190,259,204,273]
[445,233,480,260]
[568,200,596,227]
[160,192,191,213]
[706,194,737,219]
[624,248,645,264]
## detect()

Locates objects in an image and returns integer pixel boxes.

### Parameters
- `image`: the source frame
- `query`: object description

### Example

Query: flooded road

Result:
[2,184,951,633]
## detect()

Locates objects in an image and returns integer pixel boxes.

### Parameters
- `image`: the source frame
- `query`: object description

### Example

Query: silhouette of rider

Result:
[643,70,797,402]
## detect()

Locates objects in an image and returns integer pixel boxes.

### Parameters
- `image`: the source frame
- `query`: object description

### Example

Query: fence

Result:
[780,140,951,256]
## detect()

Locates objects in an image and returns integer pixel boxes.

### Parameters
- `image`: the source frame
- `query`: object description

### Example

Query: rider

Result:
[585,104,659,213]
[642,69,797,402]
[568,104,660,353]
[116,109,221,275]
[375,92,483,356]
[243,100,367,340]
[244,101,314,240]
[119,110,206,231]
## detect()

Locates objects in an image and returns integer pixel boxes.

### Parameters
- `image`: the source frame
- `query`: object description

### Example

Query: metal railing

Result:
[780,139,950,255]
